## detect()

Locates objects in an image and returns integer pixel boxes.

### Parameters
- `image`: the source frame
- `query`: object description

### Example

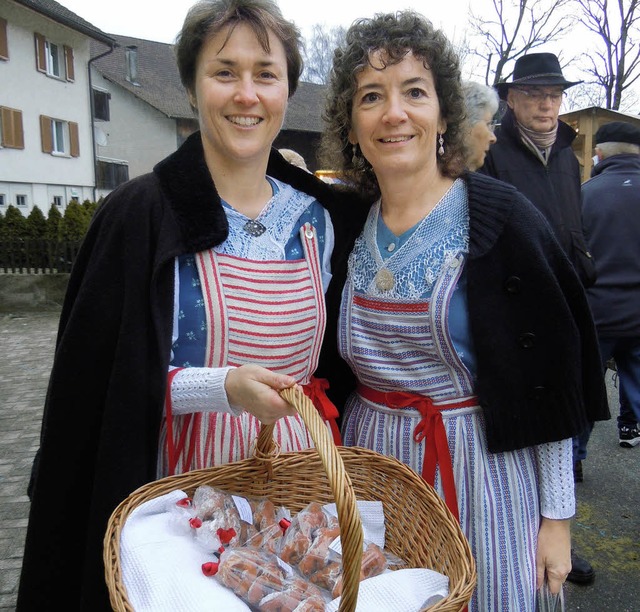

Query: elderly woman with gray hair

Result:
[462,81,500,170]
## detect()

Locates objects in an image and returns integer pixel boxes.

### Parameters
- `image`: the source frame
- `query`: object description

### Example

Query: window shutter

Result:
[35,33,46,72]
[1,107,24,149]
[0,18,8,60]
[40,115,53,152]
[64,45,75,81]
[69,122,79,157]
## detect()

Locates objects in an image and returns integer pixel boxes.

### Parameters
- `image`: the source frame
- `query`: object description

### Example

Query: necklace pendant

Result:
[243,219,267,237]
[375,268,395,292]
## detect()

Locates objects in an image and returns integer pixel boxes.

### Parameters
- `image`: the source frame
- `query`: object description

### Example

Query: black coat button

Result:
[519,332,536,348]
[505,276,522,294]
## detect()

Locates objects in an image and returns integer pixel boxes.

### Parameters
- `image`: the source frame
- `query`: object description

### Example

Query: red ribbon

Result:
[357,385,478,522]
[302,376,342,445]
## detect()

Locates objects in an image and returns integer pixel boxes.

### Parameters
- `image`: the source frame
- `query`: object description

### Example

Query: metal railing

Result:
[0,239,82,274]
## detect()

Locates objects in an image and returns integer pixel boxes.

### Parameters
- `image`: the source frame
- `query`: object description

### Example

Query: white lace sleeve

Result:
[535,438,576,519]
[169,366,244,416]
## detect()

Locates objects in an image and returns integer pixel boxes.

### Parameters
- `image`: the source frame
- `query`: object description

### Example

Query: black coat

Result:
[17,132,368,611]
[320,172,609,453]
[480,108,597,287]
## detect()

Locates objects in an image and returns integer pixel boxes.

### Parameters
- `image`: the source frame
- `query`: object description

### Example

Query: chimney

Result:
[125,45,139,84]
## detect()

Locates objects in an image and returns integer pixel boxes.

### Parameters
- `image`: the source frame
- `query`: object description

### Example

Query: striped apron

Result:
[340,254,540,612]
[161,223,335,474]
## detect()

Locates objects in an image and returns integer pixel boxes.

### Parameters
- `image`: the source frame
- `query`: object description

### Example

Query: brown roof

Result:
[91,34,326,131]
[12,0,114,45]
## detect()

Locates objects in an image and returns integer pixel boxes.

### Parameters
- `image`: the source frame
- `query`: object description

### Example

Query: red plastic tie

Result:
[217,527,237,545]
[201,561,219,577]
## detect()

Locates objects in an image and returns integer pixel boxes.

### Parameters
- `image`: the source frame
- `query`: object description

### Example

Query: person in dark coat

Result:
[582,121,640,448]
[479,52,602,585]
[16,1,368,609]
[480,53,596,289]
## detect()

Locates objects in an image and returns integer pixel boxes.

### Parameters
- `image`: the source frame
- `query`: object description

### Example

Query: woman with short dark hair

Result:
[17,1,366,608]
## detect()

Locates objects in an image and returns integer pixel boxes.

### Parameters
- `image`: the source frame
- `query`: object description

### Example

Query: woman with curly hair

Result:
[320,11,608,611]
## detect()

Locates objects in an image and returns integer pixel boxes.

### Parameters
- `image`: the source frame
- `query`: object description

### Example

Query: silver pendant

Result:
[375,268,395,292]
[243,219,267,237]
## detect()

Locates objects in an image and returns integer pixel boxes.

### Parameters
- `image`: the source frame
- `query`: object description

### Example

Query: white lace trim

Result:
[217,177,324,261]
[349,179,469,300]
[536,438,576,519]
[169,366,244,416]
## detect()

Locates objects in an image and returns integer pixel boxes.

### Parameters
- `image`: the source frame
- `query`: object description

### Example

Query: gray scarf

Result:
[517,121,558,165]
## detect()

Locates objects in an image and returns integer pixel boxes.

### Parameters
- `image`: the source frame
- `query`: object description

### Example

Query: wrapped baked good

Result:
[280,502,327,565]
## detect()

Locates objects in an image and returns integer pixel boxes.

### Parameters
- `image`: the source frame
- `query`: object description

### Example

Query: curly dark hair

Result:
[321,11,466,198]
[175,0,303,107]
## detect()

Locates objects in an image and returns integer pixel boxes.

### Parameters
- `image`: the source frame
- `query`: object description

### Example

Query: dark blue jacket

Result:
[480,108,597,287]
[583,153,640,336]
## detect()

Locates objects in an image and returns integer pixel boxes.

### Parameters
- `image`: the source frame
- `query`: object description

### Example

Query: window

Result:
[96,159,129,189]
[92,88,111,121]
[46,41,62,77]
[0,106,24,149]
[40,115,80,157]
[0,194,5,207]
[34,33,74,81]
[16,194,27,207]
[53,196,63,207]
[0,18,8,61]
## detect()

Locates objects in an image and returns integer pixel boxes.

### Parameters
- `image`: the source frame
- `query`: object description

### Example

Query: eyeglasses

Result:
[487,120,499,133]
[513,88,565,103]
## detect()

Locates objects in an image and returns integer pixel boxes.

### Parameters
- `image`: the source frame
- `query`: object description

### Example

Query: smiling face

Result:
[191,23,289,169]
[506,86,564,133]
[467,109,497,171]
[349,50,447,182]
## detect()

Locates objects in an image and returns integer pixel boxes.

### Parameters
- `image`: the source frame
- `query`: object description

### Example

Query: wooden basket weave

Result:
[104,387,476,611]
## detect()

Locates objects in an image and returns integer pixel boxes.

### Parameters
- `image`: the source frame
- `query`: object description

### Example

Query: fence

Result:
[0,239,82,274]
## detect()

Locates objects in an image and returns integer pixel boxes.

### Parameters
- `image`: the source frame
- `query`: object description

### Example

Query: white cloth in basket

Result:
[327,568,449,612]
[120,492,449,612]
[120,490,250,612]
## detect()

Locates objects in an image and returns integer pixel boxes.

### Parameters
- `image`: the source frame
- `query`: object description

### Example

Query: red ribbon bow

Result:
[356,385,477,522]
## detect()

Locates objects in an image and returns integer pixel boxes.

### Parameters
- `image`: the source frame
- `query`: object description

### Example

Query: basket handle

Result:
[256,387,364,612]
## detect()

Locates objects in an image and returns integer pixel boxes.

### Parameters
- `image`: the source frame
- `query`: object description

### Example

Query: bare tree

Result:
[576,0,640,110]
[301,24,346,85]
[468,0,574,86]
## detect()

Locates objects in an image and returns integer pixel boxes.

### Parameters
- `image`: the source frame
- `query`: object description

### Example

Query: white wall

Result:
[91,67,179,191]
[0,1,96,213]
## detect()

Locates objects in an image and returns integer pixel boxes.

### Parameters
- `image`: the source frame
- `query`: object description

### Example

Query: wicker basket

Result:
[104,387,476,611]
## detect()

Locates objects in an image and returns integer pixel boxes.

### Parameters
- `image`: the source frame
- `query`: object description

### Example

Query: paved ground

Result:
[0,311,638,611]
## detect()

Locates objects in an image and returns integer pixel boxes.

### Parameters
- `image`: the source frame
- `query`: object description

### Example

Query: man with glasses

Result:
[481,52,597,289]
[481,53,604,586]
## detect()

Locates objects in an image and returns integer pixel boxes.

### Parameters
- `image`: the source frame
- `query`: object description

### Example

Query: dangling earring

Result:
[438,133,445,157]
[351,143,359,165]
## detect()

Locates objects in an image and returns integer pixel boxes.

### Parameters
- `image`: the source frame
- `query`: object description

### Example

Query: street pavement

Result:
[0,311,638,611]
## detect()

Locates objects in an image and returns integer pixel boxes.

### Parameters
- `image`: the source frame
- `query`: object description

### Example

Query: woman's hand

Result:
[224,364,297,423]
[536,517,572,594]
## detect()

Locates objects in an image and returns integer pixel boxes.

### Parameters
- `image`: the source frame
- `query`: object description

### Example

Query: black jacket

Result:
[18,132,368,611]
[583,153,640,336]
[320,172,609,453]
[480,108,597,287]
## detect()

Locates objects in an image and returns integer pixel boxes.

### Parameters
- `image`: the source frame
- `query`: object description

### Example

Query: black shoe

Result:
[619,425,640,448]
[567,551,595,585]
[573,460,583,483]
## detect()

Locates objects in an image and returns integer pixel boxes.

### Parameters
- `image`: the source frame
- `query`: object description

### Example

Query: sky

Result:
[55,0,472,44]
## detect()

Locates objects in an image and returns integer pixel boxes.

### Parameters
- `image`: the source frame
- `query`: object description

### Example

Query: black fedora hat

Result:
[496,53,582,100]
